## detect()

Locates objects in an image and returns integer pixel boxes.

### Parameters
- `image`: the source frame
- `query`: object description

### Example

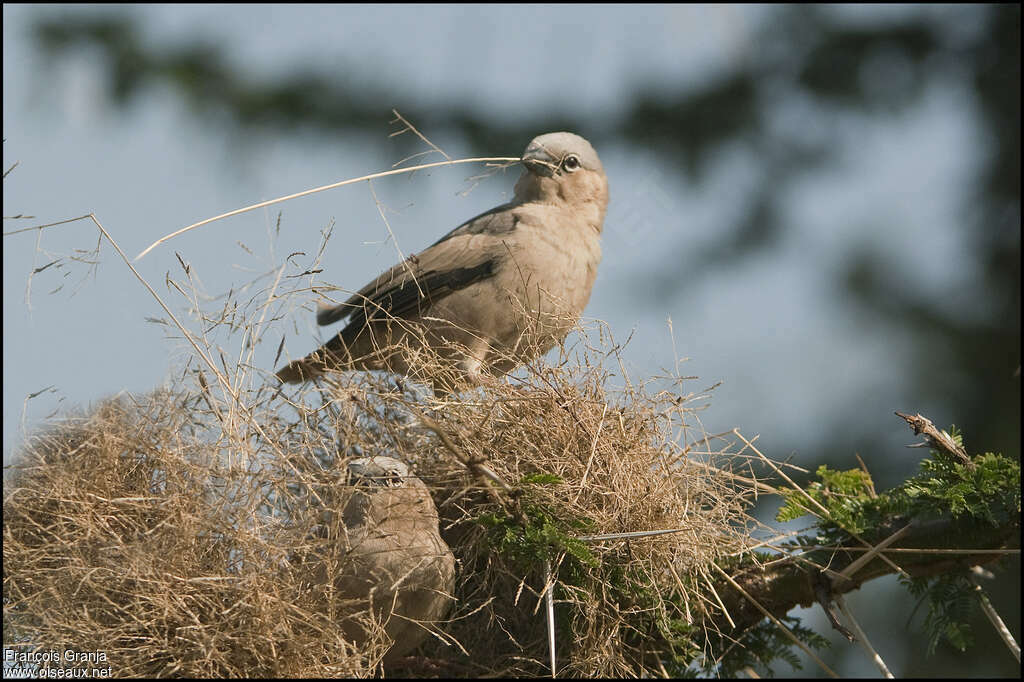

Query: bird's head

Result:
[346,456,410,487]
[516,132,609,225]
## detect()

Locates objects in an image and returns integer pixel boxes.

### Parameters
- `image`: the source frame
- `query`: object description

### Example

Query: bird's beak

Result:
[521,143,558,177]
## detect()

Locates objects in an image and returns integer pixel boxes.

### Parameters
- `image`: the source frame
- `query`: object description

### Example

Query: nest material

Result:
[4,339,755,678]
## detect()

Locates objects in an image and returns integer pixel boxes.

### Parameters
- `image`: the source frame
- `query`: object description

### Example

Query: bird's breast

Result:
[480,214,600,341]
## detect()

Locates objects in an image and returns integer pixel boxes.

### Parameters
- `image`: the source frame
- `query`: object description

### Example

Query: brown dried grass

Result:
[403,335,755,677]
[4,324,756,678]
[3,390,387,677]
[4,203,761,677]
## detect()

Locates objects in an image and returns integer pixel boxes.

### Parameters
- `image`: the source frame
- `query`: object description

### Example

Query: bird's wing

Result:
[316,202,520,335]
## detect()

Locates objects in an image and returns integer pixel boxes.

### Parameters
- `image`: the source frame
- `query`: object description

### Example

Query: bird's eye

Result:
[562,155,581,172]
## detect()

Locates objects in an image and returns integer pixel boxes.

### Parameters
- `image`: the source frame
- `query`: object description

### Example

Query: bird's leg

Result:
[456,353,485,385]
[430,338,494,396]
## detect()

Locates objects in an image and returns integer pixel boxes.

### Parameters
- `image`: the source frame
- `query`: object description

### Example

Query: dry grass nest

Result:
[4,331,759,677]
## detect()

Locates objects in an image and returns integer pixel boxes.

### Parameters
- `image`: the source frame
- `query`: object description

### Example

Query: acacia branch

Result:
[714,514,1019,636]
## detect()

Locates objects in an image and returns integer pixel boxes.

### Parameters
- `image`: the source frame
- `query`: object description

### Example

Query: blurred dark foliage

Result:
[28,5,1019,677]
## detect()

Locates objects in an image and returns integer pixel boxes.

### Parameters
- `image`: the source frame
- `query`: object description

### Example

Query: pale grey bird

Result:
[312,456,456,665]
[275,132,609,392]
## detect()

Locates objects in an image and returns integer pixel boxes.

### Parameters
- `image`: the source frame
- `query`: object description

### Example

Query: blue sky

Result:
[4,4,977,466]
[2,5,1000,675]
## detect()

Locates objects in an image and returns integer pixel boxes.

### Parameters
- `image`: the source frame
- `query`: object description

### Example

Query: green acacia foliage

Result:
[773,426,1019,661]
[778,429,1019,541]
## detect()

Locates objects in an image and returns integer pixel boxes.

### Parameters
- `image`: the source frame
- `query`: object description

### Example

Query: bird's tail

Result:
[274,355,326,384]
[274,336,351,384]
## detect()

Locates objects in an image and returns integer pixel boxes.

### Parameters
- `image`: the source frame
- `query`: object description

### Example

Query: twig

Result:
[411,407,526,525]
[544,558,557,678]
[734,429,910,579]
[701,566,735,630]
[366,179,424,298]
[835,595,894,678]
[784,546,1018,556]
[577,527,692,542]
[813,569,856,642]
[854,454,877,498]
[135,156,519,260]
[969,572,1020,662]
[389,109,451,162]
[894,411,974,470]
[572,403,607,504]
[3,214,93,237]
[88,213,322,503]
[711,562,839,678]
[835,522,914,584]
